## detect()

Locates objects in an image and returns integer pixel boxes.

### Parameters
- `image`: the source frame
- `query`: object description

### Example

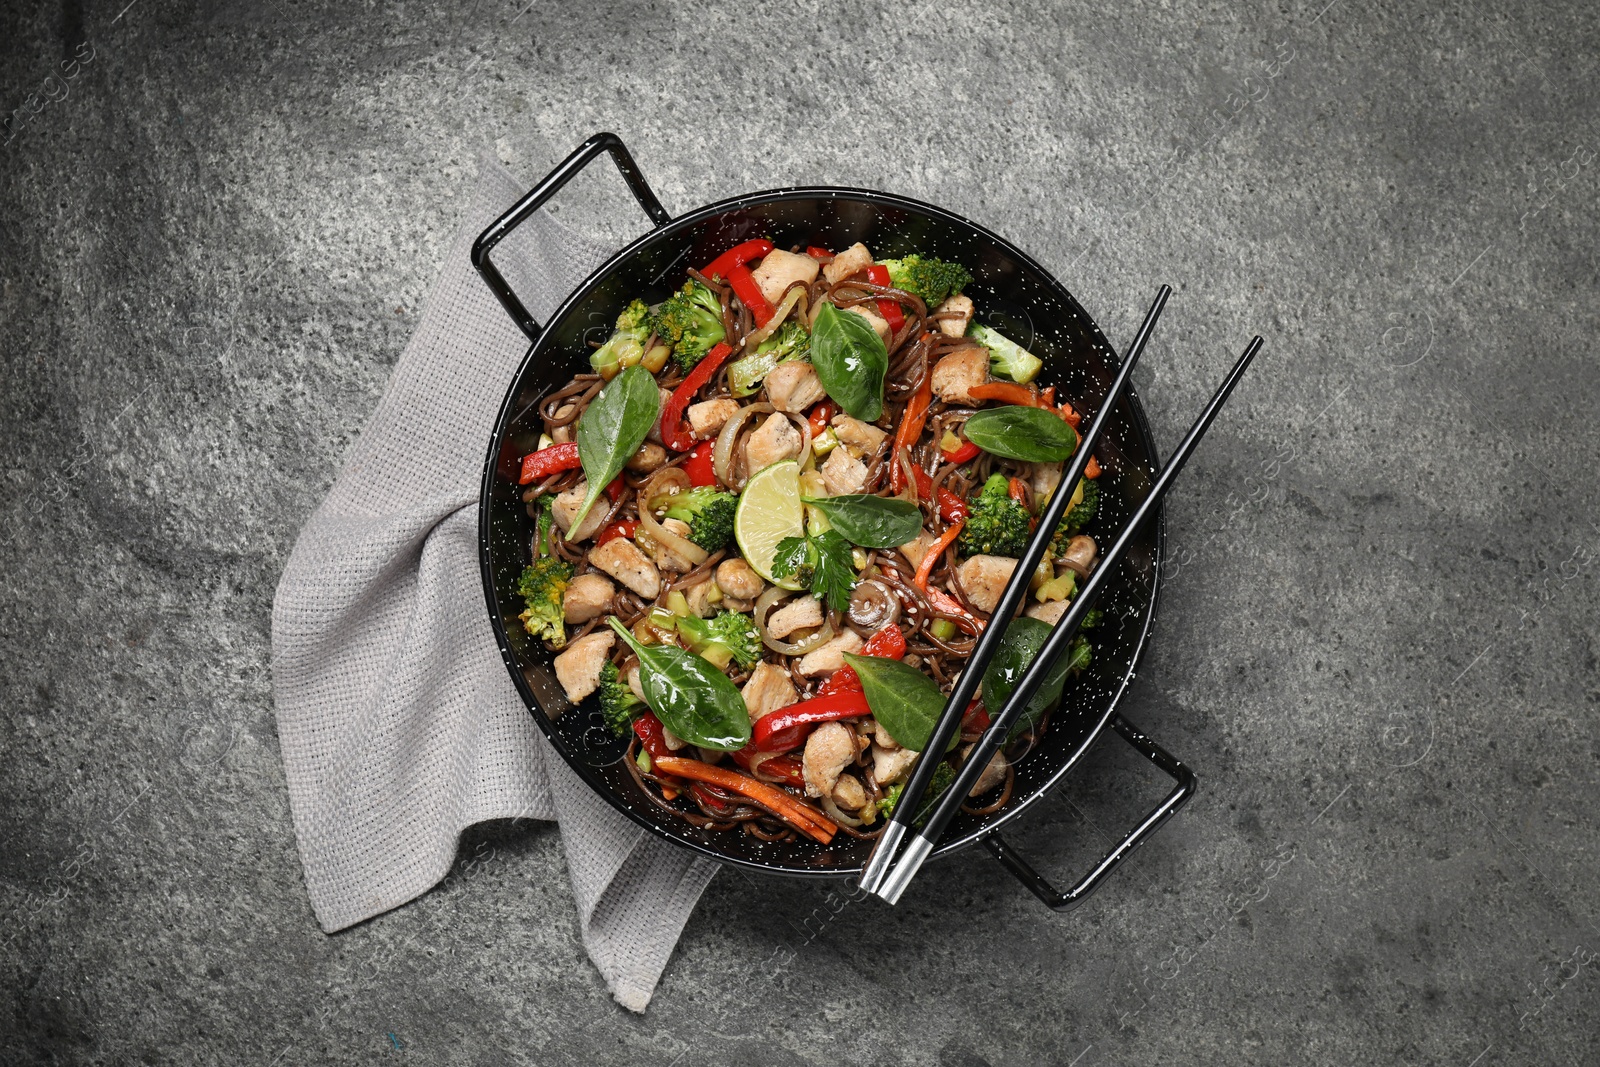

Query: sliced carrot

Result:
[653,757,837,844]
[1085,456,1101,479]
[914,520,964,591]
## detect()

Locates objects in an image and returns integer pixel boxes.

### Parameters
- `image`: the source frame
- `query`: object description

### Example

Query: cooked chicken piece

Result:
[751,249,820,305]
[872,742,918,784]
[821,447,869,496]
[660,724,687,750]
[745,412,802,472]
[766,595,824,640]
[723,595,755,612]
[1025,598,1071,626]
[625,441,668,472]
[684,579,720,618]
[562,573,614,623]
[645,387,673,444]
[848,305,891,344]
[797,629,865,676]
[930,346,991,405]
[1030,461,1063,505]
[823,242,873,285]
[967,748,1010,797]
[626,663,647,703]
[803,721,858,798]
[638,517,698,573]
[831,414,887,458]
[870,719,900,751]
[740,662,799,724]
[589,537,661,599]
[832,773,868,810]
[553,631,613,705]
[688,398,741,439]
[765,361,827,413]
[552,480,609,543]
[715,558,765,601]
[955,554,1019,614]
[898,529,942,572]
[933,293,974,338]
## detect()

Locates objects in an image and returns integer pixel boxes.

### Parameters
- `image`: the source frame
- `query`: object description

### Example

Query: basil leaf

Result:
[982,617,1071,740]
[568,365,661,537]
[844,653,947,752]
[963,405,1079,463]
[803,495,923,549]
[809,302,887,421]
[609,619,751,751]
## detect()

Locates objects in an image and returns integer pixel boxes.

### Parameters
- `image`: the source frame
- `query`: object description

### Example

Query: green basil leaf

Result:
[844,653,947,752]
[802,495,923,548]
[963,405,1079,463]
[982,617,1071,740]
[609,619,751,751]
[568,365,661,537]
[809,302,887,421]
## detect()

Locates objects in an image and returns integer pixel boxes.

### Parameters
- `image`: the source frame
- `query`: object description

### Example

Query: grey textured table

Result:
[4,0,1597,1063]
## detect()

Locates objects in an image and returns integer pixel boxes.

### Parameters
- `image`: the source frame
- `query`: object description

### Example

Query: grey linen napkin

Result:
[270,159,717,1012]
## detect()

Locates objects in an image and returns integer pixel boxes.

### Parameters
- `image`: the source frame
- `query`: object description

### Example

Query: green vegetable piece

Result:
[590,299,655,377]
[655,280,726,372]
[957,473,1032,558]
[770,528,857,612]
[675,610,763,670]
[878,762,955,826]
[983,617,1073,740]
[844,652,947,752]
[516,496,573,647]
[809,302,887,421]
[608,619,751,751]
[598,661,644,736]
[968,323,1043,384]
[879,255,973,309]
[1053,479,1101,545]
[661,485,737,551]
[568,365,661,537]
[963,405,1078,463]
[727,319,810,397]
[801,494,923,549]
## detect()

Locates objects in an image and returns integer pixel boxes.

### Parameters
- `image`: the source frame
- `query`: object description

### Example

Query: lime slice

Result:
[735,459,805,589]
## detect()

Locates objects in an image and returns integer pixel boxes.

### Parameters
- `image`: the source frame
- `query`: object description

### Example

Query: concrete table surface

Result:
[3,0,1597,1063]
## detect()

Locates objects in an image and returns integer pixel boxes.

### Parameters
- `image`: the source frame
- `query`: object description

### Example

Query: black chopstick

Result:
[871,334,1264,904]
[857,285,1173,896]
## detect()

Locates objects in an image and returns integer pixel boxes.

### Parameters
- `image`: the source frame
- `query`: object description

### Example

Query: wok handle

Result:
[472,132,673,342]
[981,714,1195,912]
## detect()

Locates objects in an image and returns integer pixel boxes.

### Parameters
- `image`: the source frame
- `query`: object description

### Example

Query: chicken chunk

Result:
[1025,598,1071,626]
[967,749,1010,797]
[625,441,668,472]
[766,595,824,640]
[553,631,613,705]
[588,537,661,599]
[933,293,974,338]
[797,629,865,676]
[870,719,900,751]
[848,305,891,344]
[562,573,614,623]
[930,346,991,405]
[745,412,802,472]
[645,387,672,444]
[740,662,799,724]
[803,721,858,799]
[765,361,826,414]
[955,554,1019,614]
[638,517,698,573]
[687,398,740,439]
[684,579,720,618]
[715,558,765,601]
[552,480,609,543]
[821,447,870,496]
[751,249,820,305]
[627,663,647,703]
[823,242,873,285]
[872,743,918,784]
[832,773,868,810]
[898,529,941,572]
[831,414,887,458]
[1030,460,1064,506]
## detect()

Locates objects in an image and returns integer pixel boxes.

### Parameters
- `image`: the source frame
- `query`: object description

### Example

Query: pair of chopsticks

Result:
[859,286,1263,903]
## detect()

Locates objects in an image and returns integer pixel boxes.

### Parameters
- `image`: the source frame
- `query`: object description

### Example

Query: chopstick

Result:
[857,285,1173,896]
[870,333,1265,904]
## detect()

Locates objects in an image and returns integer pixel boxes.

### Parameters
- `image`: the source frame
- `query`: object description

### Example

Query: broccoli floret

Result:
[878,762,956,825]
[958,473,1033,558]
[1051,479,1101,555]
[655,281,725,372]
[675,610,762,671]
[728,319,812,397]
[968,323,1043,384]
[590,298,655,379]
[662,485,737,551]
[879,255,973,309]
[1065,633,1093,673]
[598,661,644,736]
[518,496,574,647]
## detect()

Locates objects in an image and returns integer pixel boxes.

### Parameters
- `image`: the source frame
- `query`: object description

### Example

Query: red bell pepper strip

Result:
[684,440,717,487]
[605,474,627,502]
[910,466,968,522]
[597,519,638,546]
[652,756,837,844]
[750,690,872,753]
[633,712,673,760]
[941,438,981,465]
[889,362,934,494]
[659,342,735,452]
[862,625,907,659]
[725,262,775,327]
[807,399,840,439]
[805,246,832,260]
[730,748,806,789]
[518,441,581,485]
[969,381,1041,407]
[865,264,906,334]
[702,239,774,281]
[961,699,990,732]
[925,586,983,636]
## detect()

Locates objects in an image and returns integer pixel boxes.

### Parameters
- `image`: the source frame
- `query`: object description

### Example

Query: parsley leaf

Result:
[770,530,857,613]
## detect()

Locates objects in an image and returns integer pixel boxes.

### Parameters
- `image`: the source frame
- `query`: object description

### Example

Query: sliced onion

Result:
[746,749,787,784]
[637,468,708,567]
[714,402,773,490]
[642,466,691,512]
[822,795,864,829]
[785,409,814,474]
[742,285,808,350]
[754,586,836,655]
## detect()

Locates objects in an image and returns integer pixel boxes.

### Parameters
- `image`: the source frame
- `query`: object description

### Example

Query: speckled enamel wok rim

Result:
[471,134,1193,906]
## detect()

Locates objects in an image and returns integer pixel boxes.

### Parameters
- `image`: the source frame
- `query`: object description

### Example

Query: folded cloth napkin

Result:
[270,158,717,1012]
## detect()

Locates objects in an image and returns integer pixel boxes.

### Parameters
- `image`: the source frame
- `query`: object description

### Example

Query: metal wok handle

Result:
[981,714,1195,912]
[472,131,673,342]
